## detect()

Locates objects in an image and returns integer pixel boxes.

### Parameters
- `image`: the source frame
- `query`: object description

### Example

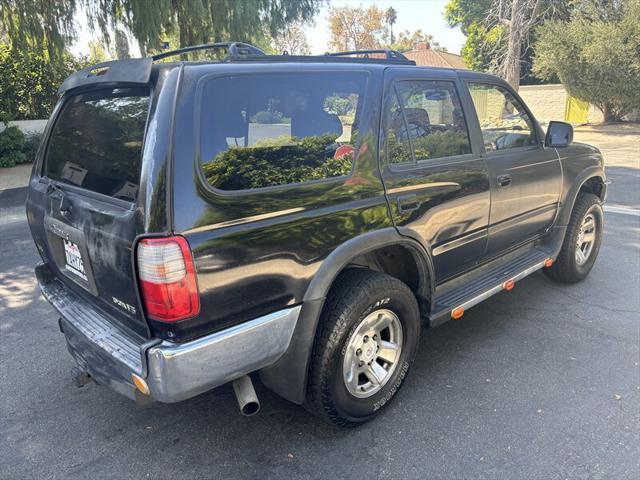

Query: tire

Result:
[306,268,420,427]
[544,192,604,284]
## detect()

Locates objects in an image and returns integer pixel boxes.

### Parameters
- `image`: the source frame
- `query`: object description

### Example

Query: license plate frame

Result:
[44,216,98,295]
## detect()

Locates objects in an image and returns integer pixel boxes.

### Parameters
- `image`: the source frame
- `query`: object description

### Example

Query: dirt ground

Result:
[574,123,640,169]
[572,123,640,210]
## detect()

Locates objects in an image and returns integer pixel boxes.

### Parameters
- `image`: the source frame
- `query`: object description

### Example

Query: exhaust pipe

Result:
[232,375,260,416]
[71,367,93,387]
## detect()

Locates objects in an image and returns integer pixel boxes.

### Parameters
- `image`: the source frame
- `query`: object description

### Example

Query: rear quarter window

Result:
[44,87,150,201]
[198,71,368,191]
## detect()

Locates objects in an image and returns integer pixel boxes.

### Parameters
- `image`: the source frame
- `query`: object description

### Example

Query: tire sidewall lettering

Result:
[373,361,409,412]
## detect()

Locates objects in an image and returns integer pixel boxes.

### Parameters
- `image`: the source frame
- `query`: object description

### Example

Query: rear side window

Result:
[45,88,150,201]
[199,72,367,191]
[386,80,471,165]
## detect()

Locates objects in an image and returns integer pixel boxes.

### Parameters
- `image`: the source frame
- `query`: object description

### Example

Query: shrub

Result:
[23,132,43,163]
[202,134,351,190]
[533,1,640,122]
[0,126,26,168]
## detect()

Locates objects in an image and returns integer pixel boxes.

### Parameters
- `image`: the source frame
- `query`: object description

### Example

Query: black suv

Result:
[27,43,606,427]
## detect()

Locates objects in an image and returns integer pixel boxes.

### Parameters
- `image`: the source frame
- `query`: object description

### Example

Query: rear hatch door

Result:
[31,86,152,337]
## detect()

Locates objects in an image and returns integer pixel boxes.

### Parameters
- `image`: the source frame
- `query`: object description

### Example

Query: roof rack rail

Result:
[151,41,416,66]
[152,41,265,61]
[326,49,412,62]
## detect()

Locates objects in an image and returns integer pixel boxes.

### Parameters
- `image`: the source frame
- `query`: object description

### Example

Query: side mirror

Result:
[545,121,573,147]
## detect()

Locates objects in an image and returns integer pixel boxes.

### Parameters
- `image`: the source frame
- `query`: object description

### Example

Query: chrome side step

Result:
[429,250,553,327]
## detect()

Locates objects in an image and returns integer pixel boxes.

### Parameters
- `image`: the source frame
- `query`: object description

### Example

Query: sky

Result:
[70,0,465,58]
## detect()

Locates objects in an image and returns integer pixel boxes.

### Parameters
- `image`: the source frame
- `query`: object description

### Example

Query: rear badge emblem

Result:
[112,297,137,315]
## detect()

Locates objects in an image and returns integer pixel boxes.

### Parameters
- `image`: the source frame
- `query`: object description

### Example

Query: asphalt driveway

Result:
[1,126,638,479]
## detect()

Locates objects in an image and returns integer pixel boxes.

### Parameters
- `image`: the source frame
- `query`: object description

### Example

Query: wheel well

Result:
[343,244,431,317]
[579,176,605,200]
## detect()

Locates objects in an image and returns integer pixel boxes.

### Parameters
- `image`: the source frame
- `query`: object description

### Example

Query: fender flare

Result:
[259,227,435,404]
[557,166,606,227]
[303,227,434,303]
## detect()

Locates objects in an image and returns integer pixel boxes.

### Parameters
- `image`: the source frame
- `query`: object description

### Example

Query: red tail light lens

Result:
[136,236,200,322]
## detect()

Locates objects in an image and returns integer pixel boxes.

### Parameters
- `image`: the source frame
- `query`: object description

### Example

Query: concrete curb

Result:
[0,187,27,208]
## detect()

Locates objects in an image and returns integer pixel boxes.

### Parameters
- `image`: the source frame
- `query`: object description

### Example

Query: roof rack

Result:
[326,49,411,62]
[151,41,415,66]
[152,41,266,61]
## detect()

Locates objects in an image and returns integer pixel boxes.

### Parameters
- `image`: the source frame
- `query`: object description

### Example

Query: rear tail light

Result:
[136,236,200,322]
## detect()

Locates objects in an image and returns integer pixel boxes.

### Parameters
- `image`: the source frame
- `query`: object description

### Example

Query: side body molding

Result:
[260,227,434,404]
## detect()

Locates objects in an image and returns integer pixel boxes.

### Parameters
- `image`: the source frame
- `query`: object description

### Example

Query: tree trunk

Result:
[602,103,622,123]
[503,0,525,91]
[602,103,611,123]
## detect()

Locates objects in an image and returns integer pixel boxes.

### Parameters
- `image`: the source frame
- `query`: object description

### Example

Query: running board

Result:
[429,249,553,327]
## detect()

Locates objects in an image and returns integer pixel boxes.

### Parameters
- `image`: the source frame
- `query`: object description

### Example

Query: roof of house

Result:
[403,43,467,70]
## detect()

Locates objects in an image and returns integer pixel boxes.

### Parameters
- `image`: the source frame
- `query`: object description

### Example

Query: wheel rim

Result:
[575,209,598,266]
[342,309,403,399]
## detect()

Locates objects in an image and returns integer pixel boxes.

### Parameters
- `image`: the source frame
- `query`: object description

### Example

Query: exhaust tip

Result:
[232,375,261,417]
[241,401,260,416]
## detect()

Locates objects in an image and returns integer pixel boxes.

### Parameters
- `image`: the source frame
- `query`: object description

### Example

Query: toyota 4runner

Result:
[26,42,607,427]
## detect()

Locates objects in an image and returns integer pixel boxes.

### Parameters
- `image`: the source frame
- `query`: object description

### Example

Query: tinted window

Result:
[199,72,367,191]
[387,80,471,165]
[45,88,149,201]
[467,83,536,151]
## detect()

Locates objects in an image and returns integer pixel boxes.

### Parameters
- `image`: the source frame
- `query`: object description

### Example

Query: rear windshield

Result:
[44,87,150,201]
[199,72,368,191]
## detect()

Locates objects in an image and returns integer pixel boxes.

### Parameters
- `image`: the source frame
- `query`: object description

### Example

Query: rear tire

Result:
[545,192,603,284]
[306,269,420,427]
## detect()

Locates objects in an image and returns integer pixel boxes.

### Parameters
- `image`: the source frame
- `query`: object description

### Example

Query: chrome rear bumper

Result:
[36,263,300,403]
[146,307,300,402]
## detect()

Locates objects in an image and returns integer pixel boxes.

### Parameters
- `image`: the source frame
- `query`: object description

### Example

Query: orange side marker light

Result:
[544,258,553,268]
[503,279,515,291]
[131,373,150,395]
[451,307,465,320]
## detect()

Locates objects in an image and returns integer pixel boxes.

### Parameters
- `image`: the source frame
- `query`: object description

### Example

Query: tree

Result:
[273,21,311,55]
[2,0,321,60]
[390,29,441,52]
[113,29,130,59]
[328,5,386,51]
[88,40,110,64]
[445,0,569,88]
[491,0,554,90]
[0,0,76,62]
[0,43,87,120]
[459,22,505,71]
[385,7,397,45]
[446,0,506,73]
[91,0,321,54]
[533,0,640,122]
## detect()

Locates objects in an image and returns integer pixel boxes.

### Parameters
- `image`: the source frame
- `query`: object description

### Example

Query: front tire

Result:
[545,192,604,284]
[306,269,420,427]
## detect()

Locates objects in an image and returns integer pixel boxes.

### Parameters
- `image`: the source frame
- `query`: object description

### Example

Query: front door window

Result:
[467,83,536,151]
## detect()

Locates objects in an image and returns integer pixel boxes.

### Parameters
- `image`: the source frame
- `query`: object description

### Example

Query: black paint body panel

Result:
[27,58,606,404]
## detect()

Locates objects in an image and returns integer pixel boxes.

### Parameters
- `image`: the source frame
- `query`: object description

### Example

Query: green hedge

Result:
[0,126,42,168]
[0,43,86,121]
[202,134,352,190]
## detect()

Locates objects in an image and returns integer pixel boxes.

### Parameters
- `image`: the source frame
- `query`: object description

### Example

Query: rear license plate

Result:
[63,239,88,281]
[44,216,98,295]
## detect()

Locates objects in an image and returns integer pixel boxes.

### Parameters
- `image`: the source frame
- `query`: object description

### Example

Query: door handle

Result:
[397,194,421,213]
[497,174,512,187]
